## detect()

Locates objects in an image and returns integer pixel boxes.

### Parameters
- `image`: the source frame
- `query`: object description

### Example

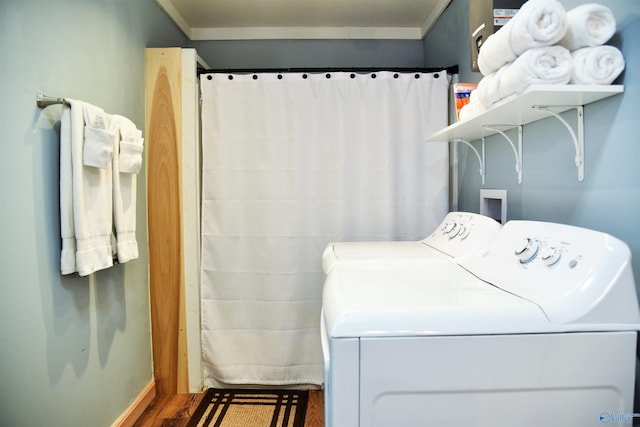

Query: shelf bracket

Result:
[532,105,584,181]
[453,138,485,185]
[482,124,523,184]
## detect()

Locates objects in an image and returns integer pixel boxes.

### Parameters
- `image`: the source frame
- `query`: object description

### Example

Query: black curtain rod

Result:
[197,65,458,76]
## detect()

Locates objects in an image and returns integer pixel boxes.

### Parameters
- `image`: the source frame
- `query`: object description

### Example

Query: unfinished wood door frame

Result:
[180,49,204,393]
[145,47,190,395]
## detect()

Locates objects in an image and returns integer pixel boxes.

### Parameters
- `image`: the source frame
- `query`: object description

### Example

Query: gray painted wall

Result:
[191,39,426,69]
[0,1,186,426]
[5,0,636,424]
[424,0,640,287]
[0,2,425,426]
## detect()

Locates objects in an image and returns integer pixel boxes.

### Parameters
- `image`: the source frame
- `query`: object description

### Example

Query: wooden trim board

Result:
[111,380,157,427]
[145,47,189,394]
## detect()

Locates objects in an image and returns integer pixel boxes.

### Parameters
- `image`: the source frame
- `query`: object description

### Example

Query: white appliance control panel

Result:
[461,220,640,327]
[322,212,501,273]
[515,237,567,267]
[422,212,501,257]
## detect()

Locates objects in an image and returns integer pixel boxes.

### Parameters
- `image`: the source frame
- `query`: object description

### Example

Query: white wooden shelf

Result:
[425,84,623,142]
[426,84,624,182]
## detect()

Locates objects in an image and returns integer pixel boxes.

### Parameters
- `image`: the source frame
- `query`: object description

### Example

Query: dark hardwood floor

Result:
[133,390,324,427]
[303,390,324,427]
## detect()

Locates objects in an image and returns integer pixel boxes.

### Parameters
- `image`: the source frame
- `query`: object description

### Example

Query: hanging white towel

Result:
[475,46,573,109]
[118,139,144,174]
[571,45,625,85]
[62,99,114,276]
[478,0,568,76]
[82,103,118,169]
[60,106,77,275]
[117,118,144,174]
[111,114,143,263]
[558,3,616,51]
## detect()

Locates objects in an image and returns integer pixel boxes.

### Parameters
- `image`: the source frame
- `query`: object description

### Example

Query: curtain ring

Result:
[434,73,440,79]
[393,73,399,79]
[325,73,331,79]
[302,74,308,79]
[207,75,213,80]
[414,73,420,79]
[371,73,377,79]
[226,75,232,80]
[350,73,356,79]
[277,74,283,80]
[252,74,258,80]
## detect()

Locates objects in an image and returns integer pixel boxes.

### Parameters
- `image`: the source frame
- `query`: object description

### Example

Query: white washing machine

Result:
[322,212,501,274]
[321,221,640,427]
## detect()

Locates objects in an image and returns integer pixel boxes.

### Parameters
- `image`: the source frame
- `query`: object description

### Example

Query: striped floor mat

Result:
[187,388,309,427]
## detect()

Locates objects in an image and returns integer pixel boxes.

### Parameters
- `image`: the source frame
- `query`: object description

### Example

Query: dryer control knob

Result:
[515,238,539,264]
[541,247,561,267]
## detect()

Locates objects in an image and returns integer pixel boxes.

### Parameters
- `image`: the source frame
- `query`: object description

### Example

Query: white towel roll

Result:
[571,45,625,85]
[558,3,616,51]
[458,92,487,121]
[478,0,568,76]
[476,46,573,109]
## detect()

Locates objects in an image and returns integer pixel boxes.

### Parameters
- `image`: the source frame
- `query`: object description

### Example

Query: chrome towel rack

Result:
[36,93,67,108]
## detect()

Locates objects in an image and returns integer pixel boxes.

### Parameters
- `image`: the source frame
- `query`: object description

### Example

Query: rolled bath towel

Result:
[558,3,616,51]
[476,45,573,109]
[478,0,568,76]
[571,45,625,85]
[459,91,487,121]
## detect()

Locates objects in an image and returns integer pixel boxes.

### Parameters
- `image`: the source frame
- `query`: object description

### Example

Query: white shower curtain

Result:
[200,71,450,386]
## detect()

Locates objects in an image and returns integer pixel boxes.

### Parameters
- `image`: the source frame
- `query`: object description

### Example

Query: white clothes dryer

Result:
[322,211,501,274]
[321,221,640,427]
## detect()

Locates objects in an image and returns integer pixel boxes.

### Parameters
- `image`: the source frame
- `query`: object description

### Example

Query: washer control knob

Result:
[515,238,540,264]
[449,225,462,239]
[541,247,561,267]
[459,226,471,240]
[443,222,457,234]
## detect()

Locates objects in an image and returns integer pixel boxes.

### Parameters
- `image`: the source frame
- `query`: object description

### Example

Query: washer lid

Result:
[322,212,501,274]
[322,242,447,274]
[322,264,549,338]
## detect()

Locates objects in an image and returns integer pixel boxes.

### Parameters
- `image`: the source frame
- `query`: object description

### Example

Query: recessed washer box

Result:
[480,189,507,224]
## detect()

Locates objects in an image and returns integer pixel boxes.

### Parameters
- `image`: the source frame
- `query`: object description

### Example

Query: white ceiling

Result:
[155,0,451,40]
